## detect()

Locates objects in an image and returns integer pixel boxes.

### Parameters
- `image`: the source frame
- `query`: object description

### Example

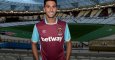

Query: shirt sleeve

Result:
[64,23,71,42]
[31,25,39,43]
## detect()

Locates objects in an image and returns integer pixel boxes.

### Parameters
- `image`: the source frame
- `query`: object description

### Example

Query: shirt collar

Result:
[44,16,58,25]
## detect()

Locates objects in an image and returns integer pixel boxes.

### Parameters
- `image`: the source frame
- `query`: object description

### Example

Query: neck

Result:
[46,16,56,24]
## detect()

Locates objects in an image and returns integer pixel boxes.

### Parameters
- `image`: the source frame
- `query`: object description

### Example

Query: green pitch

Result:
[0,24,104,41]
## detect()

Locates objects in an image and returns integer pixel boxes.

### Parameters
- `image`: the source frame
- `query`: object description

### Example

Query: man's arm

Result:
[32,42,39,60]
[31,25,39,60]
[66,40,72,60]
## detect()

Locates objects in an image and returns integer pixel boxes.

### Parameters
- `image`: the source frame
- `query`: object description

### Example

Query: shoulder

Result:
[36,19,45,27]
[58,19,67,25]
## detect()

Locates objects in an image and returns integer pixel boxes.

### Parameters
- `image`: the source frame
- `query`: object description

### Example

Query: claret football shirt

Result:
[31,18,71,60]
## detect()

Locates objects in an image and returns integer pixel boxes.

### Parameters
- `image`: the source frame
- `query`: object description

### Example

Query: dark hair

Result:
[44,0,57,7]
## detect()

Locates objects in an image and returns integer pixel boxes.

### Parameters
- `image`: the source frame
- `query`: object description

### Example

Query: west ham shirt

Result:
[31,18,71,60]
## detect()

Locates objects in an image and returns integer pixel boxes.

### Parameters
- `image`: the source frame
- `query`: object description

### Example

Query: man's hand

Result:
[32,42,39,60]
[66,41,72,60]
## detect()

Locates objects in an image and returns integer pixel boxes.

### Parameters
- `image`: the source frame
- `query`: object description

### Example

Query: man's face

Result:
[44,1,57,18]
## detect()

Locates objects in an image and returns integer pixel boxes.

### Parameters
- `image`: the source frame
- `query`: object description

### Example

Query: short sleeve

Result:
[31,25,39,43]
[64,23,71,42]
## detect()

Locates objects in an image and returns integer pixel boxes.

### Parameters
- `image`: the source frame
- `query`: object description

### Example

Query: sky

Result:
[6,0,43,4]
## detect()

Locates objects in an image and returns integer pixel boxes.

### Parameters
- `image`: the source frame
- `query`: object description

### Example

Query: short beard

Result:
[46,13,56,18]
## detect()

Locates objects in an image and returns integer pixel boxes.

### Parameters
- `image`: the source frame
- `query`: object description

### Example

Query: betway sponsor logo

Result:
[41,36,63,42]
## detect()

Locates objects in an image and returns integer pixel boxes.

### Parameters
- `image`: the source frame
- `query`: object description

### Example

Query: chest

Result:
[38,24,65,37]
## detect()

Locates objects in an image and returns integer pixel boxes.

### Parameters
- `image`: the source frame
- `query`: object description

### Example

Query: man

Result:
[31,0,72,60]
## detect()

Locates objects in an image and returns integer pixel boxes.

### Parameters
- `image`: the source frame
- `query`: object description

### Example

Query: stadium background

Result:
[0,0,115,60]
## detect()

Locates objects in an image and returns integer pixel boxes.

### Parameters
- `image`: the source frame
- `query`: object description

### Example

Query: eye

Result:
[53,5,56,8]
[45,5,50,8]
[53,6,56,8]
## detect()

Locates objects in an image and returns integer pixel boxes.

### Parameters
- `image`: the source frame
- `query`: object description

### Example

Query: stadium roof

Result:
[0,0,115,12]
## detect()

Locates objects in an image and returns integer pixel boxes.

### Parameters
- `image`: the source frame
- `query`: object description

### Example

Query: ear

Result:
[43,8,45,12]
[56,7,58,11]
[56,6,58,10]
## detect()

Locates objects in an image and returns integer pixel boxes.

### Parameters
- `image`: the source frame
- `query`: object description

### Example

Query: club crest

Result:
[57,26,63,36]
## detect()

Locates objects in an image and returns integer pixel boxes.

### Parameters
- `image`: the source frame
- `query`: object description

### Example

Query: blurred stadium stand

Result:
[0,0,115,60]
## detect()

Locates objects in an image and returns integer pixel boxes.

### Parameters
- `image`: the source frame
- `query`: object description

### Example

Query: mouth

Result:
[49,12,55,15]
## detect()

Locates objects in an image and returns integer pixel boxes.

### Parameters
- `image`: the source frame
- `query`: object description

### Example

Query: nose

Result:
[50,7,53,12]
